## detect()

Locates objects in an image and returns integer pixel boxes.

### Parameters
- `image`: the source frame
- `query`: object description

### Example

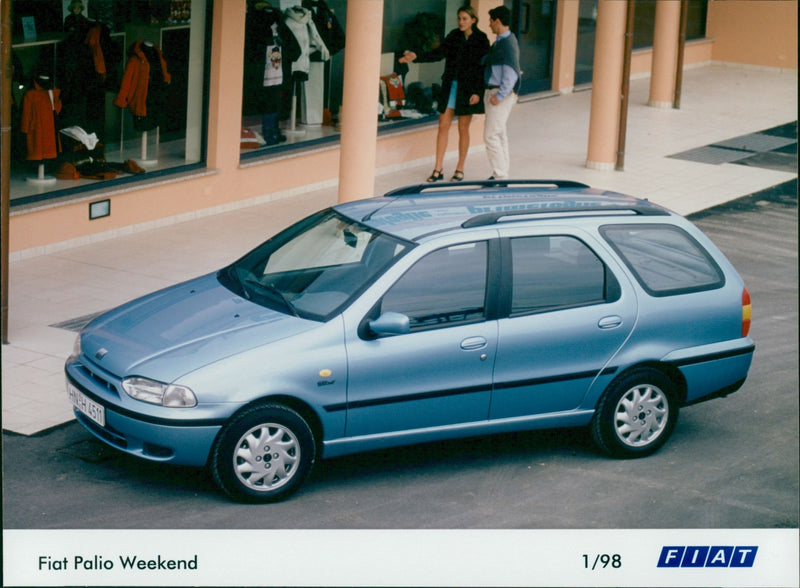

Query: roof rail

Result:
[384,179,590,197]
[462,204,669,228]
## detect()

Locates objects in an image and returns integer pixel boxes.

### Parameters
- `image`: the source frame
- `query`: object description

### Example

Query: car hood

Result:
[79,273,316,382]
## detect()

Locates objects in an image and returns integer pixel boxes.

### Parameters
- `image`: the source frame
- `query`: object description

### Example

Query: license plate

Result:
[67,383,106,427]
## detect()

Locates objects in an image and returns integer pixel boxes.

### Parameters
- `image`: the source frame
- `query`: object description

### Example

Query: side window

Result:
[510,236,610,315]
[381,242,488,330]
[601,224,724,296]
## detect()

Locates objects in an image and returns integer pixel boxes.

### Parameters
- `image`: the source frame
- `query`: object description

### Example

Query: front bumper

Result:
[71,403,221,466]
[66,362,224,467]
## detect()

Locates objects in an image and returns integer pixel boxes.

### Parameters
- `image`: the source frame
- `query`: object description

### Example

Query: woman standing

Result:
[400,6,489,182]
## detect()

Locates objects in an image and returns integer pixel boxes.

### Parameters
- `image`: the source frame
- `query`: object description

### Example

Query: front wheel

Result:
[211,404,316,503]
[591,368,679,458]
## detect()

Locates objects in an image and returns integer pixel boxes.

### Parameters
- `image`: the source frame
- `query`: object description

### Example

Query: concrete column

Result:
[586,0,628,170]
[552,0,580,93]
[206,0,246,172]
[337,1,384,203]
[648,0,681,108]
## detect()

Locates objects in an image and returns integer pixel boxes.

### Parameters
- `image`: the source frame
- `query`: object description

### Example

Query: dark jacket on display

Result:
[417,27,490,116]
[302,0,345,59]
[242,5,301,116]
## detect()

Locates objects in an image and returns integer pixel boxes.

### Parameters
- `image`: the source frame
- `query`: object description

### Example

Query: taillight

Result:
[741,287,751,337]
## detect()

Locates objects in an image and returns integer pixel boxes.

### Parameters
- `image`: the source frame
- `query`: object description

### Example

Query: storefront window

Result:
[572,0,707,87]
[240,0,454,160]
[8,0,210,205]
[633,0,708,49]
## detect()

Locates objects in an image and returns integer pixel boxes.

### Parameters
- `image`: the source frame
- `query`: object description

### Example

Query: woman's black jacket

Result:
[417,27,490,116]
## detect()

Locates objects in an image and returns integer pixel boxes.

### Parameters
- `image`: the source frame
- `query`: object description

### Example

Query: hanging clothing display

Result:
[58,17,119,138]
[284,5,330,80]
[300,0,344,118]
[243,5,300,115]
[20,78,62,161]
[114,41,171,131]
[243,3,301,144]
[302,0,345,59]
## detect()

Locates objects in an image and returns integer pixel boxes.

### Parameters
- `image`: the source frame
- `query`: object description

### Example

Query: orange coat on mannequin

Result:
[20,80,62,161]
[114,41,171,117]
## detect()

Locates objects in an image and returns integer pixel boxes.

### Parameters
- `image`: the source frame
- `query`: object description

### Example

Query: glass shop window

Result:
[633,0,708,50]
[8,0,210,205]
[240,0,452,159]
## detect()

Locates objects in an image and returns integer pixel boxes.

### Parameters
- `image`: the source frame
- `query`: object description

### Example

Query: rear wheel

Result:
[591,368,678,458]
[211,403,316,502]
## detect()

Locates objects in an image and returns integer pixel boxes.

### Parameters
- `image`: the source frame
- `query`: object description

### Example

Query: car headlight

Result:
[122,377,197,408]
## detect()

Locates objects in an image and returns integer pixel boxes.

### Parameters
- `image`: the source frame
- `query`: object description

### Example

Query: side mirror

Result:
[368,312,410,337]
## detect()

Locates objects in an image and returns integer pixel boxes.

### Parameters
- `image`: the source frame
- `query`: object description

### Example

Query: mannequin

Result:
[283,5,330,129]
[20,74,62,184]
[63,0,89,35]
[114,41,171,165]
[243,2,300,145]
[302,0,345,117]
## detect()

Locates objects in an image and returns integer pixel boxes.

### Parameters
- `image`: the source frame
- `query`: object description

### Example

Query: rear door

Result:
[490,228,637,419]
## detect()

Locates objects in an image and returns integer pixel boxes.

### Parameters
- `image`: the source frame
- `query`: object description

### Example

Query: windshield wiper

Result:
[241,274,299,317]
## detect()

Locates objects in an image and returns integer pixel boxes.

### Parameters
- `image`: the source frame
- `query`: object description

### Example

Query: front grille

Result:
[77,362,120,398]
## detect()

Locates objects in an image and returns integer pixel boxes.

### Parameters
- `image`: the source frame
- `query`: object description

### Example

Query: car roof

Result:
[334,180,672,242]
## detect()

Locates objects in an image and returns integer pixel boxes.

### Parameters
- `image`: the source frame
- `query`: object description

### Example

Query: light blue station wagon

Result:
[66,180,754,502]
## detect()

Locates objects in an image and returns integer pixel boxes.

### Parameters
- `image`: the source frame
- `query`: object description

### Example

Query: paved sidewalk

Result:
[2,64,797,435]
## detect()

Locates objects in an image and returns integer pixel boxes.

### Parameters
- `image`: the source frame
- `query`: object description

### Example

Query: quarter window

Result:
[601,224,724,296]
[510,236,609,315]
[381,242,488,330]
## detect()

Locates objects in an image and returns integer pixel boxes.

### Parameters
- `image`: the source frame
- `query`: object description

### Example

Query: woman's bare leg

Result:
[434,108,455,172]
[455,114,473,173]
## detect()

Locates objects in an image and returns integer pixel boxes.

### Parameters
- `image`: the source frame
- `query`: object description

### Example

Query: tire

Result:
[591,367,679,459]
[211,403,316,503]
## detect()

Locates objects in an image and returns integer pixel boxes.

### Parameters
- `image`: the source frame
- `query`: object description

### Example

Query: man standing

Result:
[483,6,521,180]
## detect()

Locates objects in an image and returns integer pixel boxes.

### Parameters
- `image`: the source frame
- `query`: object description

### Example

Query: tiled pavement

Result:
[669,121,797,171]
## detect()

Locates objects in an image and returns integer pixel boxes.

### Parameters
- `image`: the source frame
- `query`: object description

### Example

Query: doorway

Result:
[504,0,556,94]
[575,0,597,85]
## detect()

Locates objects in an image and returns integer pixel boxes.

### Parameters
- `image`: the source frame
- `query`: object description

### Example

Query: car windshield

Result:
[219,209,412,320]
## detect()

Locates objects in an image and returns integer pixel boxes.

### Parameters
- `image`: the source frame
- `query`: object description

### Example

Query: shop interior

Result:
[8,0,206,204]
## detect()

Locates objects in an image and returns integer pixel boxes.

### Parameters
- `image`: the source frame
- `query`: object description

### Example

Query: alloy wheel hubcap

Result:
[233,423,300,491]
[613,384,669,447]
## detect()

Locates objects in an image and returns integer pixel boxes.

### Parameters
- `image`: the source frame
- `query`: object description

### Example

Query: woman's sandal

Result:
[450,170,464,182]
[426,169,444,182]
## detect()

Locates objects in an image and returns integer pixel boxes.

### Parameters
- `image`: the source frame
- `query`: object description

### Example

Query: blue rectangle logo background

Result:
[657,545,758,568]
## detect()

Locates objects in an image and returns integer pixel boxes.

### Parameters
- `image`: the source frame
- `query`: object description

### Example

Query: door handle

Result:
[598,316,623,329]
[460,336,487,351]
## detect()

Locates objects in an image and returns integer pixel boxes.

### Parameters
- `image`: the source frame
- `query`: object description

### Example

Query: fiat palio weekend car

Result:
[66,180,754,502]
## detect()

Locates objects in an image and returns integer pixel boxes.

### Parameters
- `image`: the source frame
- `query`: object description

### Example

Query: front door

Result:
[345,241,497,437]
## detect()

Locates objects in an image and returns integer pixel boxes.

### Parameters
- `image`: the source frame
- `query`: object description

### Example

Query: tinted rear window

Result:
[510,235,614,314]
[601,224,724,296]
